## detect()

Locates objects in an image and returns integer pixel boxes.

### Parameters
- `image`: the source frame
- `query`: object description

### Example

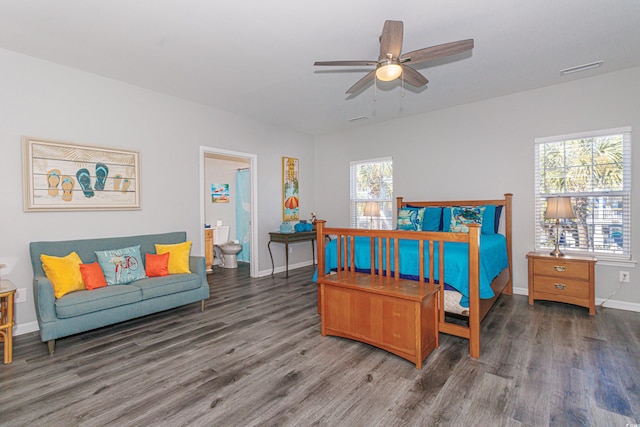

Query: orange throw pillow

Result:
[146,252,169,277]
[79,262,108,290]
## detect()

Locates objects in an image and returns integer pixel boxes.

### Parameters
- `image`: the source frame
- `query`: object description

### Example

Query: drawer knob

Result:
[554,283,566,290]
[554,265,566,272]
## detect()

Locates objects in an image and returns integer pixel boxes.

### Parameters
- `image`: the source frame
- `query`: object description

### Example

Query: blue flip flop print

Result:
[76,168,95,198]
[95,163,109,191]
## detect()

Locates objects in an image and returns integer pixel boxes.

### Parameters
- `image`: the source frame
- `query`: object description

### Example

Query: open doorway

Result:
[199,146,258,278]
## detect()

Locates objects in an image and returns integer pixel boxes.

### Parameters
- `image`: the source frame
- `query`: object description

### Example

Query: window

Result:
[534,127,631,260]
[350,158,393,229]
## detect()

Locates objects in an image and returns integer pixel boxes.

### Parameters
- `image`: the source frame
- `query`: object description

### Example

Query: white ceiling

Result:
[1,1,639,136]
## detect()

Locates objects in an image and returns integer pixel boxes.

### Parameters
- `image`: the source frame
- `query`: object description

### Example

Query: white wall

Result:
[315,66,640,310]
[0,48,315,334]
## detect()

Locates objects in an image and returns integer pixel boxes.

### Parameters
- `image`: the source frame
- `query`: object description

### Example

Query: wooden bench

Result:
[315,222,442,368]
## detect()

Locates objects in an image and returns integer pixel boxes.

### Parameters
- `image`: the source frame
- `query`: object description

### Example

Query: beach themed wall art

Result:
[22,137,141,211]
[282,156,299,221]
[211,183,229,203]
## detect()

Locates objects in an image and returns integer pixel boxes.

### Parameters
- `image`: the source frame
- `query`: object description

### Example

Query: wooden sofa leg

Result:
[201,300,205,312]
[47,340,55,356]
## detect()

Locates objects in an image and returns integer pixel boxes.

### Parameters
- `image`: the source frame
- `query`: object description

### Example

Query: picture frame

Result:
[282,156,299,221]
[211,183,230,203]
[22,136,141,211]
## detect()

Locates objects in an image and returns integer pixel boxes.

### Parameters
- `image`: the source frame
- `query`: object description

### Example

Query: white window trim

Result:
[534,126,632,261]
[350,157,393,229]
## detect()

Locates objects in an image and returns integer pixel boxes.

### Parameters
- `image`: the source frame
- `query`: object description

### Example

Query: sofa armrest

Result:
[33,275,57,323]
[189,256,207,285]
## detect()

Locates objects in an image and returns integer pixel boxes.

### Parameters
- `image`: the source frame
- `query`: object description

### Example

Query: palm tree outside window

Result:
[350,158,393,229]
[534,127,631,259]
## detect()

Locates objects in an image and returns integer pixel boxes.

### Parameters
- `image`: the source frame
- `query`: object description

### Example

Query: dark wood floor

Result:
[1,264,639,426]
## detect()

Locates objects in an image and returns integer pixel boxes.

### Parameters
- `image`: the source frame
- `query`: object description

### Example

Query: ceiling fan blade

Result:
[401,65,428,87]
[346,70,376,94]
[379,20,403,61]
[400,39,474,64]
[314,60,377,66]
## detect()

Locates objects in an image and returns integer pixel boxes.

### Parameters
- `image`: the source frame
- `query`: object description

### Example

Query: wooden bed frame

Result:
[315,193,513,359]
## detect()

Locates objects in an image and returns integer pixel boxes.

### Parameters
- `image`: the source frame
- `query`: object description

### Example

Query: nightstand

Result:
[526,251,597,315]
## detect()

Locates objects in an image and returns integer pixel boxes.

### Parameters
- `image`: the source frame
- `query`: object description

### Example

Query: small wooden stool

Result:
[0,279,16,364]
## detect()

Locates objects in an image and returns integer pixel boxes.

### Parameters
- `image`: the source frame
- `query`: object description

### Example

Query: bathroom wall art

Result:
[211,183,230,203]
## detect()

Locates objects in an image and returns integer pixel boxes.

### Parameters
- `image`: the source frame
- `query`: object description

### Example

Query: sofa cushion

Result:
[155,241,192,274]
[80,262,108,290]
[41,252,85,298]
[55,285,142,319]
[146,252,169,277]
[131,274,202,300]
[95,245,147,285]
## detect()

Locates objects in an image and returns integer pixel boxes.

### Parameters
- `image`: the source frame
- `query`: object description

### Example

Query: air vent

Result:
[348,116,369,123]
[561,60,603,75]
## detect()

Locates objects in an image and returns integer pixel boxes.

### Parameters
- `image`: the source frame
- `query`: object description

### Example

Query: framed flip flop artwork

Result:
[22,137,141,211]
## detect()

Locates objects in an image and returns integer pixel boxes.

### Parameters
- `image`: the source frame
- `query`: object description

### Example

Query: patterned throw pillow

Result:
[397,207,426,231]
[95,245,147,285]
[450,206,486,233]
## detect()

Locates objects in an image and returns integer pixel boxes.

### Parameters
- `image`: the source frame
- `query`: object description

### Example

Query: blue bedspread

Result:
[313,234,508,308]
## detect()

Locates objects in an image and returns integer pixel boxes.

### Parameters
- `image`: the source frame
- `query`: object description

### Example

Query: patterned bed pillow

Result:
[450,206,486,233]
[397,207,426,231]
[95,245,147,285]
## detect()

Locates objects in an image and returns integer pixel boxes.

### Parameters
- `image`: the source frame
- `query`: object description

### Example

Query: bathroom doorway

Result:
[199,146,258,278]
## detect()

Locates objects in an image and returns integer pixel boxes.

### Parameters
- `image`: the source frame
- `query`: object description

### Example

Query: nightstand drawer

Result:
[533,258,589,280]
[532,276,589,299]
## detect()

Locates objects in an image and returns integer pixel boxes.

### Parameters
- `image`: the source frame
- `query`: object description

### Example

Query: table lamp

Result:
[545,196,574,257]
[363,202,380,230]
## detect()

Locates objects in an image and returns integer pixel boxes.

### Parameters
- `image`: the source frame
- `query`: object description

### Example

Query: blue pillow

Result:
[481,205,497,234]
[441,207,451,231]
[95,245,147,285]
[407,205,442,231]
[449,206,486,233]
[494,205,503,233]
[397,207,425,231]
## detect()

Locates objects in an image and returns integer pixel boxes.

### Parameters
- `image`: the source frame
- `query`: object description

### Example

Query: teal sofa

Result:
[29,231,209,355]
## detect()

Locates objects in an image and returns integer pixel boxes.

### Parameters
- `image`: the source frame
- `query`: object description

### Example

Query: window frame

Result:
[534,127,632,261]
[350,157,393,230]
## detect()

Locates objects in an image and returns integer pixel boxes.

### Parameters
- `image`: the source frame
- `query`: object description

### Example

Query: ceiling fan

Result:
[314,20,474,94]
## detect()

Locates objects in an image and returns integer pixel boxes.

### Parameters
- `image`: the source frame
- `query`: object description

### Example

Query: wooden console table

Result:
[268,231,318,278]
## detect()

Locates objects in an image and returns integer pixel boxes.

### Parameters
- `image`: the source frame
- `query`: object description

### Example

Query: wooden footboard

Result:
[316,193,512,359]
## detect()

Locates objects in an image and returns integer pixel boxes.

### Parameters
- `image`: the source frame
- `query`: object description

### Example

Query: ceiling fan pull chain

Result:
[401,74,405,97]
[373,75,377,102]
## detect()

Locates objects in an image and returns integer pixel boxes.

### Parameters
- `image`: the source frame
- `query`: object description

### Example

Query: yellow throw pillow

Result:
[40,252,85,298]
[155,241,192,274]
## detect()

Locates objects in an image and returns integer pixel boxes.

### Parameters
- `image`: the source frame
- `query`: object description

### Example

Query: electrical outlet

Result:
[289,247,293,254]
[619,271,630,283]
[15,287,27,303]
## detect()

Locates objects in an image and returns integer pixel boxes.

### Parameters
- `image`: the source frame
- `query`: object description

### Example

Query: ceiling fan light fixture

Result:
[376,61,402,81]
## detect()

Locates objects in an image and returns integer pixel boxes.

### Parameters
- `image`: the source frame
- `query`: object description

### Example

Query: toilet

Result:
[212,225,243,269]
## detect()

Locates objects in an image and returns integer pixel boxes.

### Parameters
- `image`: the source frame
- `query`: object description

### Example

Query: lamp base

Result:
[550,246,565,257]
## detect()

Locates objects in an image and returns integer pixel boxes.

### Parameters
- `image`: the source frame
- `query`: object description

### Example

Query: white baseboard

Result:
[512,285,640,312]
[258,260,316,278]
[14,321,39,336]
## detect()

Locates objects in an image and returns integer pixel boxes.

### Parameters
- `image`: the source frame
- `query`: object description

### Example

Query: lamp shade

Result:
[363,201,380,217]
[545,196,574,219]
[376,63,402,81]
